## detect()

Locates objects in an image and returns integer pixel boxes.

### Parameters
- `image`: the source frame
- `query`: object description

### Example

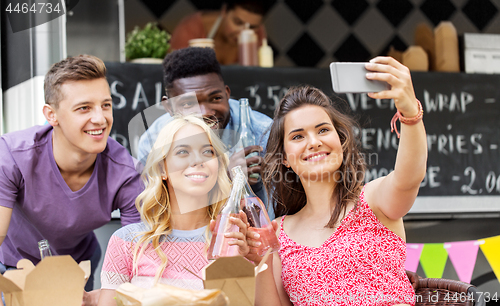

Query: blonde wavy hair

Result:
[132,115,231,284]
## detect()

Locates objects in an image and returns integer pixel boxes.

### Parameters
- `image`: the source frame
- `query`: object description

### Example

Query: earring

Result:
[162,176,167,180]
[283,161,290,168]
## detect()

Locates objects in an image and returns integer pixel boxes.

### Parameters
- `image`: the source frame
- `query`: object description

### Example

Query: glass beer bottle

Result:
[239,98,259,180]
[38,239,52,259]
[207,170,245,260]
[233,166,280,256]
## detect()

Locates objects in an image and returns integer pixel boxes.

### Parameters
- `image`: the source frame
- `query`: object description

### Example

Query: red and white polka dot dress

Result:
[278,187,415,306]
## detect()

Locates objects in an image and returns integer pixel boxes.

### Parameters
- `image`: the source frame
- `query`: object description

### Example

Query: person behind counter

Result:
[250,57,427,305]
[169,0,268,65]
[97,115,250,305]
[137,47,273,215]
[0,55,142,300]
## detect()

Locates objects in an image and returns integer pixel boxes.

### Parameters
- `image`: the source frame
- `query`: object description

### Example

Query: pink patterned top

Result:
[101,223,208,290]
[278,187,415,306]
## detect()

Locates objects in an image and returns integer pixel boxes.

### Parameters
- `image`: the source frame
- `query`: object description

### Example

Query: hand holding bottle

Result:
[238,98,262,184]
[245,219,279,264]
[207,170,249,260]
[209,210,250,258]
[243,145,263,185]
[227,145,262,186]
[233,166,280,258]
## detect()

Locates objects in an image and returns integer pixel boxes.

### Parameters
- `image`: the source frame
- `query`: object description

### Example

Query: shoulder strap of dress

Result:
[279,215,286,232]
[356,185,369,211]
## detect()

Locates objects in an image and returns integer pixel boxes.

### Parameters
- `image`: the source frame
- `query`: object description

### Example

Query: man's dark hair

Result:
[162,47,223,91]
[224,0,270,16]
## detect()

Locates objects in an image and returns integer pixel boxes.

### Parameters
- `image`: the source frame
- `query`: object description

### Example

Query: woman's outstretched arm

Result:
[364,56,428,221]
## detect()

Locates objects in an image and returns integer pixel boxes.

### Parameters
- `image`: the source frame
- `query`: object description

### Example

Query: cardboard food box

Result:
[402,46,429,71]
[414,23,435,70]
[434,21,460,72]
[115,283,229,306]
[203,256,267,306]
[464,33,500,74]
[0,255,91,306]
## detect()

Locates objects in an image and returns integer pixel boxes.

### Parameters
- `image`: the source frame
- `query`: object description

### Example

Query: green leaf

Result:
[125,22,170,60]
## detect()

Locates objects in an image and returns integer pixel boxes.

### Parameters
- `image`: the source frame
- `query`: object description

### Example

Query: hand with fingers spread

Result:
[365,56,420,117]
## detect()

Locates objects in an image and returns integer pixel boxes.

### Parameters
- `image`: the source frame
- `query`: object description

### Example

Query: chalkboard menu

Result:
[105,63,500,214]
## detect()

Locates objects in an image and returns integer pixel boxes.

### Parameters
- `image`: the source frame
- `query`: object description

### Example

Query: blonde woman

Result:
[97,115,249,305]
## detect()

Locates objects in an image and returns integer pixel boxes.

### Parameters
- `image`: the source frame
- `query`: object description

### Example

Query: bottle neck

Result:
[239,100,252,128]
[222,177,244,214]
[242,178,255,198]
[238,27,257,44]
[38,240,52,259]
[239,99,256,147]
[40,249,52,259]
[231,166,256,198]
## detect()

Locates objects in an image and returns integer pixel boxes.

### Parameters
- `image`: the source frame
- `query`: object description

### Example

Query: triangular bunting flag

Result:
[420,243,448,278]
[479,235,500,283]
[406,243,424,272]
[444,240,479,283]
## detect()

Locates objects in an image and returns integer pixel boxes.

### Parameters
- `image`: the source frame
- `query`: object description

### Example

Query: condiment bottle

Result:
[238,23,258,66]
[258,38,273,67]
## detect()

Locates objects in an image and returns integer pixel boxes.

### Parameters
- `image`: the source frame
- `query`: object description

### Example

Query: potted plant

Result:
[125,22,170,63]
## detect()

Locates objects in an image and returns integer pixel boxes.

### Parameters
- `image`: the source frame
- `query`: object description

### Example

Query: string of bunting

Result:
[406,235,500,284]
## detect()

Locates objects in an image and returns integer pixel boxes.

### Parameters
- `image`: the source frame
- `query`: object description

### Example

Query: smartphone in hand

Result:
[330,62,390,93]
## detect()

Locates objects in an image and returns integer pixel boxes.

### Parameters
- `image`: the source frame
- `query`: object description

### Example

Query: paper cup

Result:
[189,38,215,48]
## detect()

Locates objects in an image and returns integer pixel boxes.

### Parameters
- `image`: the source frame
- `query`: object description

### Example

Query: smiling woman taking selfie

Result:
[250,57,427,306]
